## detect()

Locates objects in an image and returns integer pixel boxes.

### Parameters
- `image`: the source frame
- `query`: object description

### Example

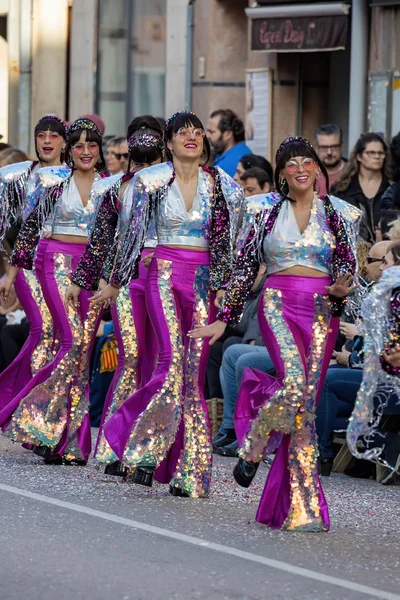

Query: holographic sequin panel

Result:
[25,269,55,374]
[123,259,184,467]
[283,294,332,532]
[239,289,306,463]
[3,253,84,448]
[63,300,100,461]
[170,264,213,498]
[96,286,139,464]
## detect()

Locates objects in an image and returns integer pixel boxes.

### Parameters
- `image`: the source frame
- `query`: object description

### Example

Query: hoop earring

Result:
[279,177,286,186]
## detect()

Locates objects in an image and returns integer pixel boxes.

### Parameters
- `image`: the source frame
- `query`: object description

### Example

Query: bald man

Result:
[365,240,392,283]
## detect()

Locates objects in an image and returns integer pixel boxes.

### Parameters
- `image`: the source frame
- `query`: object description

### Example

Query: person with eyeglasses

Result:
[332,133,391,244]
[190,136,361,531]
[0,115,67,413]
[314,123,347,196]
[86,110,243,498]
[0,118,106,466]
[66,115,165,476]
[105,137,126,176]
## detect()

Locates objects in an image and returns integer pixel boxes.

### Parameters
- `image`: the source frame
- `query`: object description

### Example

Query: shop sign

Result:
[251,15,348,52]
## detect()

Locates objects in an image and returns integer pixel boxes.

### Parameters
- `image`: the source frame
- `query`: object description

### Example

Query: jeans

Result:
[316,365,400,459]
[219,344,274,431]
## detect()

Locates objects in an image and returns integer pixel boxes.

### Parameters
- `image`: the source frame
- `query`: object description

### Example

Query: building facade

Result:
[1,0,400,157]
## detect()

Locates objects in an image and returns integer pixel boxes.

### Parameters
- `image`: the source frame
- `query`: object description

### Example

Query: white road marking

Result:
[0,482,398,600]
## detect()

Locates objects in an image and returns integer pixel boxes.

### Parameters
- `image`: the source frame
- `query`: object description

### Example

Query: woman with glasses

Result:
[0,118,105,465]
[332,133,391,244]
[88,111,243,497]
[0,114,67,411]
[190,136,361,531]
[66,115,164,475]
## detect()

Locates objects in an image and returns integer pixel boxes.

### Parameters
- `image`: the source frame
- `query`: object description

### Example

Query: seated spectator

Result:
[332,133,391,244]
[314,123,347,196]
[240,167,271,197]
[206,109,252,177]
[210,265,276,456]
[234,153,274,186]
[206,264,267,400]
[89,315,117,427]
[381,131,400,210]
[316,240,398,481]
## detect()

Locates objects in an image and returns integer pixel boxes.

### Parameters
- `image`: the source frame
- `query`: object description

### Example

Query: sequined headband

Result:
[164,110,196,137]
[128,133,164,154]
[66,118,101,141]
[34,114,67,136]
[275,136,315,161]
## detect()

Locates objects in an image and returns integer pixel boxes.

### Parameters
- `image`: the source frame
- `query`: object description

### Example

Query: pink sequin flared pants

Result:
[235,274,339,531]
[0,239,100,462]
[103,245,215,497]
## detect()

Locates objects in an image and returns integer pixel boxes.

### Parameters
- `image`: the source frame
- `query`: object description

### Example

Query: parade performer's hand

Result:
[382,345,400,368]
[141,253,154,269]
[90,283,119,308]
[214,289,226,308]
[325,273,358,298]
[0,267,19,305]
[339,321,359,340]
[98,278,108,291]
[188,320,227,345]
[65,283,81,311]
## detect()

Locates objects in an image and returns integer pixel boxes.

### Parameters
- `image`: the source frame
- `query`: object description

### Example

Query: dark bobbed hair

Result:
[34,117,67,161]
[389,131,400,182]
[35,117,66,138]
[126,115,164,170]
[275,139,329,198]
[239,154,274,183]
[164,112,211,165]
[380,209,400,240]
[210,109,245,143]
[241,167,271,187]
[65,128,105,171]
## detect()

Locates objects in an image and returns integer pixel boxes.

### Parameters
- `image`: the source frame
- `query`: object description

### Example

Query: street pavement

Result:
[0,434,399,600]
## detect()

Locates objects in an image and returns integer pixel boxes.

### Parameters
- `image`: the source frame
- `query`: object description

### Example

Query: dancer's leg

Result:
[104,255,185,466]
[167,262,214,498]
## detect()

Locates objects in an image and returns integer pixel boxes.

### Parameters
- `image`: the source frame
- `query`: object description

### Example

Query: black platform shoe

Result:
[104,461,128,477]
[169,485,190,497]
[233,458,259,488]
[63,458,87,466]
[43,455,63,465]
[32,445,52,458]
[132,465,155,487]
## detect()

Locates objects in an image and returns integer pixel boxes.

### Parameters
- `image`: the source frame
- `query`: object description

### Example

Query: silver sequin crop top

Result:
[263,197,336,275]
[156,170,213,248]
[52,174,101,237]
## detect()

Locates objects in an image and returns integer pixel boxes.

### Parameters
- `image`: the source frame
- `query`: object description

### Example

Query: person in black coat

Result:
[332,132,391,244]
